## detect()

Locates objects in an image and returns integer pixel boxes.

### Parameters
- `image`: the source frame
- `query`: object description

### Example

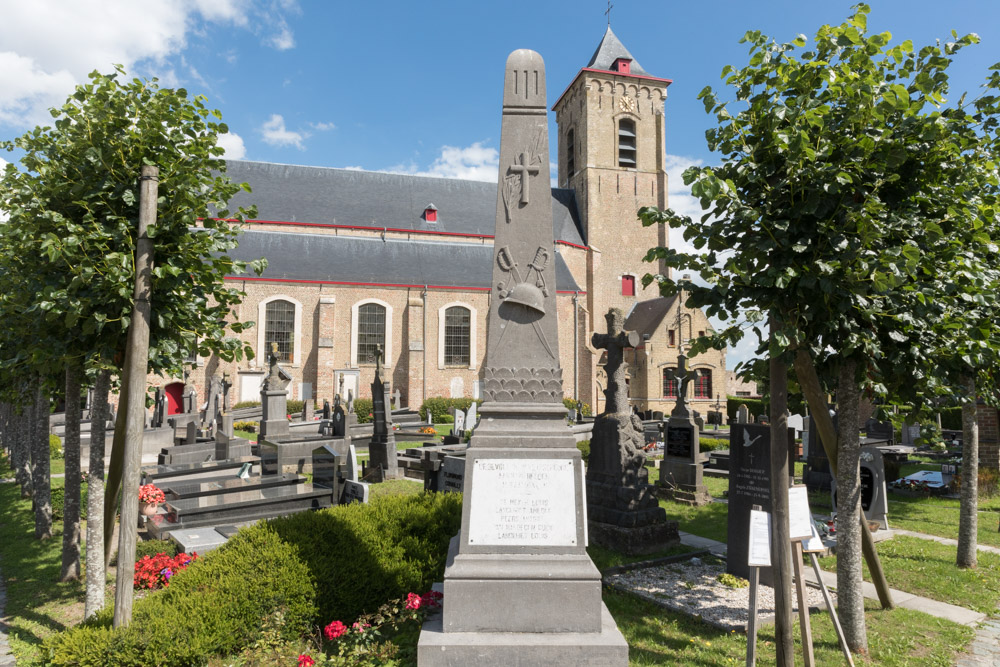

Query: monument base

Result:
[588,519,679,556]
[658,459,711,506]
[368,438,401,480]
[418,600,628,666]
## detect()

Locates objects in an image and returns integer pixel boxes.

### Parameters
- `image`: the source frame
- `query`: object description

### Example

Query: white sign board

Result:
[468,459,577,547]
[748,509,772,567]
[788,486,814,540]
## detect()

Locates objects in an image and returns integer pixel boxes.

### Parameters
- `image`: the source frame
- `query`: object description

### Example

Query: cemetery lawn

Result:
[888,494,1000,548]
[0,459,104,666]
[606,587,973,666]
[645,463,729,543]
[817,534,1000,613]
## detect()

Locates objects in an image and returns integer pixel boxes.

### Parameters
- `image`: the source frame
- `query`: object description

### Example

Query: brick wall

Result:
[979,403,1000,471]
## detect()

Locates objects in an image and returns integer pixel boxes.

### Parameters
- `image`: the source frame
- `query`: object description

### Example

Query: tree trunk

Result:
[61,363,83,581]
[793,348,894,610]
[103,389,129,566]
[113,164,157,629]
[31,378,52,540]
[11,400,32,498]
[957,374,979,569]
[768,328,794,667]
[834,359,868,654]
[85,368,111,618]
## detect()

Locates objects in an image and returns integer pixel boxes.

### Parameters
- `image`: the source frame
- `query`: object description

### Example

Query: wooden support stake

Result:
[809,552,855,667]
[112,165,157,628]
[792,540,815,666]
[769,317,794,666]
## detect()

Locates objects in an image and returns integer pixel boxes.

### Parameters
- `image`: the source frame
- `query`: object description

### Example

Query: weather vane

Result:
[605,0,613,26]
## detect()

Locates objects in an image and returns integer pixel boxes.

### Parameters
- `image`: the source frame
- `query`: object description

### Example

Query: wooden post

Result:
[809,552,855,666]
[793,349,894,610]
[746,504,762,667]
[112,165,157,628]
[791,540,815,666]
[769,315,794,666]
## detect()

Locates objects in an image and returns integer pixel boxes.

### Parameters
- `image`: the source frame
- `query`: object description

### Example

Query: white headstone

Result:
[453,409,466,435]
[787,413,805,434]
[343,480,369,504]
[346,443,359,482]
[466,402,478,430]
[737,404,749,424]
[449,376,464,398]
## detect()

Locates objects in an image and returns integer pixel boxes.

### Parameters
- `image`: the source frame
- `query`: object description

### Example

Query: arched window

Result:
[566,127,575,177]
[265,299,295,362]
[444,306,471,366]
[694,370,712,399]
[618,118,636,168]
[663,370,678,398]
[357,303,386,363]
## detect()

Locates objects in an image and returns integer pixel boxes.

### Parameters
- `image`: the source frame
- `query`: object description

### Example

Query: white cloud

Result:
[216,132,247,159]
[310,121,336,131]
[259,114,306,149]
[386,142,499,182]
[268,24,295,50]
[0,0,297,128]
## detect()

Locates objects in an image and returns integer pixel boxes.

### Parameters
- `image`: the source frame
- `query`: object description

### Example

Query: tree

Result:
[638,4,999,654]
[0,66,263,608]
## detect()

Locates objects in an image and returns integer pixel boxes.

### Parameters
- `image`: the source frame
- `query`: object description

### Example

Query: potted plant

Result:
[138,483,166,516]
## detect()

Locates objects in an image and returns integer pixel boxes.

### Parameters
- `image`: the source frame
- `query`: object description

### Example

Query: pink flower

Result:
[352,621,371,632]
[297,655,315,667]
[405,592,423,610]
[324,620,347,640]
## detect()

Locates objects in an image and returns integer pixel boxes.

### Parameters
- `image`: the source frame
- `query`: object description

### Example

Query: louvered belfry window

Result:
[618,118,637,168]
[357,303,386,363]
[444,306,471,366]
[265,300,295,362]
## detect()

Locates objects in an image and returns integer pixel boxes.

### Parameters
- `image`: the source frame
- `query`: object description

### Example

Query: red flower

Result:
[324,619,347,640]
[420,590,443,608]
[405,592,423,610]
[297,655,315,667]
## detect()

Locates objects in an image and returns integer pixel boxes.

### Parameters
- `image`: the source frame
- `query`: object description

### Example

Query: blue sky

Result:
[2,0,998,368]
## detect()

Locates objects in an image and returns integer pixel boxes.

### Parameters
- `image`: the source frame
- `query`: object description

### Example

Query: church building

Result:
[159,27,727,418]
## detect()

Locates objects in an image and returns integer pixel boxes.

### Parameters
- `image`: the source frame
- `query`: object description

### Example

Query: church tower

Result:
[552,26,670,324]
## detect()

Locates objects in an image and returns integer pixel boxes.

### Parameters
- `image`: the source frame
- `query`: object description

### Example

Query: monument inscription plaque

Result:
[468,459,576,547]
[666,426,694,459]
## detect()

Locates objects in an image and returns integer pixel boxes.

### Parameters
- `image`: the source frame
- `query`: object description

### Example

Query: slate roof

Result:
[228,229,582,292]
[586,26,649,77]
[222,160,586,246]
[624,295,677,337]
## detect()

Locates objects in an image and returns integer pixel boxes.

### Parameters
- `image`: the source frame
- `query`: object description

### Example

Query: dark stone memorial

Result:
[419,49,627,664]
[831,445,889,530]
[657,354,710,505]
[585,308,678,554]
[259,344,292,440]
[367,345,400,480]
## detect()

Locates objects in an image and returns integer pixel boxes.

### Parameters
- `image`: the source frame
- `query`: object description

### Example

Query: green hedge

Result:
[727,396,768,423]
[700,437,729,452]
[268,492,462,624]
[577,440,591,462]
[232,400,261,410]
[46,524,316,666]
[354,397,373,423]
[563,398,593,417]
[232,399,304,414]
[419,397,482,423]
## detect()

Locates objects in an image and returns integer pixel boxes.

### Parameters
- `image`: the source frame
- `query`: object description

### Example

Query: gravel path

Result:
[606,554,834,631]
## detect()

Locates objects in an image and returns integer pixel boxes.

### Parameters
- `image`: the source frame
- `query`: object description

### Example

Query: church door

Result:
[165,382,184,415]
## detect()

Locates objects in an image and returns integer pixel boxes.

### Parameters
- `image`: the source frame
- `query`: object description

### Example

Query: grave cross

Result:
[591,308,639,415]
[221,372,232,412]
[369,344,385,384]
[508,151,539,205]
[664,353,693,419]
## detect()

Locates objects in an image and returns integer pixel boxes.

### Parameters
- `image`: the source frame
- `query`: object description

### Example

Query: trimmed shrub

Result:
[727,396,768,423]
[419,397,482,423]
[436,414,454,425]
[268,492,462,624]
[233,420,258,434]
[699,437,729,452]
[136,538,179,560]
[562,398,592,417]
[354,397,373,423]
[286,399,304,414]
[50,433,63,459]
[577,439,590,462]
[232,400,261,410]
[46,524,316,666]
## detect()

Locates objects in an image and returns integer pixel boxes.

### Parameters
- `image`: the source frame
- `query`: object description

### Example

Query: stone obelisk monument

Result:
[418,49,628,665]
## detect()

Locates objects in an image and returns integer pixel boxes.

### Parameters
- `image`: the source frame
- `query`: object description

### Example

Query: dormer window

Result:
[424,204,438,223]
[618,119,637,168]
[614,58,632,75]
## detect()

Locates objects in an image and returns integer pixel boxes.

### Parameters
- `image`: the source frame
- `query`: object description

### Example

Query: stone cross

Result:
[221,372,232,413]
[370,344,385,385]
[393,388,401,411]
[508,151,539,205]
[664,354,693,420]
[591,308,639,415]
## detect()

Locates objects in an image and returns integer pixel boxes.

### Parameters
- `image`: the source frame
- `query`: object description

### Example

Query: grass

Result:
[818,534,1000,613]
[607,589,972,666]
[588,543,697,572]
[888,493,1000,548]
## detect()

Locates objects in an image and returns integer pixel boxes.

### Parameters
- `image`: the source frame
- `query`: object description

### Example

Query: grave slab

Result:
[169,528,228,554]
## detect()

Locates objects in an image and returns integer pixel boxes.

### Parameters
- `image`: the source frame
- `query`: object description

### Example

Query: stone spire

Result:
[483,49,562,404]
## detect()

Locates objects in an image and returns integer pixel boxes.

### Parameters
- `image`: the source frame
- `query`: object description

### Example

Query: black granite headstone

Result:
[666,425,694,459]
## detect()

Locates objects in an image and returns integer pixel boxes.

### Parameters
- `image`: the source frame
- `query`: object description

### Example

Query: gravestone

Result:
[575,400,584,423]
[322,399,331,421]
[586,308,678,554]
[466,401,478,431]
[438,455,466,493]
[726,423,797,582]
[804,410,837,492]
[831,445,889,530]
[182,372,198,415]
[185,421,198,446]
[221,372,232,413]
[452,409,466,436]
[368,345,400,480]
[737,404,749,424]
[346,443,359,482]
[343,480,370,504]
[865,418,895,445]
[419,49,627,665]
[393,388,402,411]
[657,353,710,505]
[901,422,921,446]
[346,388,354,415]
[151,387,164,428]
[259,344,292,440]
[302,399,313,422]
[787,413,804,434]
[204,374,225,427]
[331,394,346,437]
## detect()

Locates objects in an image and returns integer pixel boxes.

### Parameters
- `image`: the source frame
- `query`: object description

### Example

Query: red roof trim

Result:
[207,218,495,240]
[225,275,586,295]
[552,67,673,110]
[556,240,588,251]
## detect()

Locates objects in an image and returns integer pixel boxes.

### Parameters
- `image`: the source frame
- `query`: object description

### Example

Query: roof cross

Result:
[605,0,613,26]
